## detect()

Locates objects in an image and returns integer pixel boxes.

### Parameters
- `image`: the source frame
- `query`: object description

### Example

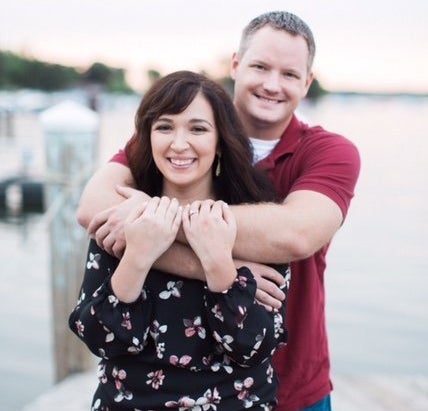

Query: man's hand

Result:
[88,186,150,258]
[234,260,286,311]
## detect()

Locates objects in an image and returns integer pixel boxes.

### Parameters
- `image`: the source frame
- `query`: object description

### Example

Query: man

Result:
[77,11,360,411]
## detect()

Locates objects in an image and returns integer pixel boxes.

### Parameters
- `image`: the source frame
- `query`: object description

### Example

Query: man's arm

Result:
[76,163,286,309]
[231,190,343,263]
[77,162,136,228]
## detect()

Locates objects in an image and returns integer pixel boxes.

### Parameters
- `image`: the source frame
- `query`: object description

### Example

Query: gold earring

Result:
[215,153,221,177]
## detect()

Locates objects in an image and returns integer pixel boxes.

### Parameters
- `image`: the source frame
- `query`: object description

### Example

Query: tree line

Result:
[0,50,133,92]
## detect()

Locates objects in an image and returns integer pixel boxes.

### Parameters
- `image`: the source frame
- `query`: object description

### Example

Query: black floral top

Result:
[69,240,290,410]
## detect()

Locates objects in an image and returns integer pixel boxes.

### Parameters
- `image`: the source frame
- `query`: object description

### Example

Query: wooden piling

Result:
[40,100,99,382]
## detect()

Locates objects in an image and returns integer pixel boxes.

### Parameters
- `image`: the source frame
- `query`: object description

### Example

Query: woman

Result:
[69,71,289,410]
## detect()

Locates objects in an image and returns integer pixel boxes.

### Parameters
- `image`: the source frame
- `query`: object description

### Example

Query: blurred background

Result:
[1,1,427,410]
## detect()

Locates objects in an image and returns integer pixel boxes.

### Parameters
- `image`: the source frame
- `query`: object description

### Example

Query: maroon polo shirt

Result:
[257,115,360,410]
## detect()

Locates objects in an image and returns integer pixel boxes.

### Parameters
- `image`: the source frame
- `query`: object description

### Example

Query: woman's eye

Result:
[154,124,171,131]
[192,126,207,133]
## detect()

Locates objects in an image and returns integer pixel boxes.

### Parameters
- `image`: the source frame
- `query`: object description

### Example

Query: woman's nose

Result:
[170,129,189,151]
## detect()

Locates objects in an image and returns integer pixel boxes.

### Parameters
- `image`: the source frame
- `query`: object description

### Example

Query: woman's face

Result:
[150,92,218,200]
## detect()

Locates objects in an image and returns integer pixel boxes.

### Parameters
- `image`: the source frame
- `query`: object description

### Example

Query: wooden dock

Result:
[332,374,428,410]
[22,371,428,411]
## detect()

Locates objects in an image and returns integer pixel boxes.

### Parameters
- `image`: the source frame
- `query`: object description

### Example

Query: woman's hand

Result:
[182,200,237,291]
[110,196,182,303]
[124,196,182,266]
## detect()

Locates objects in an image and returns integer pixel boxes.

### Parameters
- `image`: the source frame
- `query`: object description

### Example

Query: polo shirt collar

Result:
[257,115,305,170]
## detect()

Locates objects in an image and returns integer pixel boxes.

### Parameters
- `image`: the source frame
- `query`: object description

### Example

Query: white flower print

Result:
[244,329,266,360]
[127,336,144,354]
[121,311,132,330]
[77,290,85,305]
[266,364,274,384]
[212,331,234,351]
[159,280,183,299]
[86,252,101,270]
[169,354,192,368]
[108,294,119,307]
[156,342,166,359]
[211,304,224,322]
[253,329,266,350]
[97,364,107,384]
[92,285,102,298]
[165,395,196,409]
[75,320,84,337]
[98,348,107,359]
[211,354,234,374]
[112,367,133,402]
[103,325,114,343]
[202,353,214,366]
[283,265,291,292]
[234,377,260,408]
[146,369,165,390]
[184,316,206,339]
[150,320,168,342]
[195,387,222,410]
[273,312,284,338]
[236,305,248,329]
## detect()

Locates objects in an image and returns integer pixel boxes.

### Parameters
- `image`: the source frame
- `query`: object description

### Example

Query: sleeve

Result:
[68,239,153,359]
[109,148,128,166]
[291,132,361,219]
[204,265,289,367]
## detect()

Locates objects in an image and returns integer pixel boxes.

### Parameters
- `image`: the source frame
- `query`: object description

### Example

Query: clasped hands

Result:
[87,186,286,310]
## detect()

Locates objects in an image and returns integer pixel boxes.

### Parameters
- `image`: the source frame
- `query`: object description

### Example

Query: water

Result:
[302,95,428,375]
[0,94,427,410]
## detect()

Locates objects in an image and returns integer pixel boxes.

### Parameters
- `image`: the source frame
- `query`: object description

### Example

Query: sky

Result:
[1,0,428,93]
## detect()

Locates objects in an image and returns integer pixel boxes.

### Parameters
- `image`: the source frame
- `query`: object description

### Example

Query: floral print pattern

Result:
[69,240,290,410]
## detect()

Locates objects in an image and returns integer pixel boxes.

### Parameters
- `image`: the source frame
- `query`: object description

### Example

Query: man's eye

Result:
[253,64,265,70]
[284,72,298,79]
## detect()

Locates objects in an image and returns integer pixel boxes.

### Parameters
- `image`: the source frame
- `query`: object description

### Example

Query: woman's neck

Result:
[162,181,216,205]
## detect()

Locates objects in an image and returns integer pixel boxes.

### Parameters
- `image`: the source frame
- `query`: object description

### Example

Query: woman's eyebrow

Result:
[189,118,214,127]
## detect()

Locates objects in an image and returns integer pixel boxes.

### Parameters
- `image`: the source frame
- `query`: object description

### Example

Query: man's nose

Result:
[263,72,281,93]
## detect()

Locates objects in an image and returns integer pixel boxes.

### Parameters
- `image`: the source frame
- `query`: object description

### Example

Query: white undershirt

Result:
[249,137,280,164]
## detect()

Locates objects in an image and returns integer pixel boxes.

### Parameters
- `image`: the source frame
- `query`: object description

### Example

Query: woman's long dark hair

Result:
[126,70,275,205]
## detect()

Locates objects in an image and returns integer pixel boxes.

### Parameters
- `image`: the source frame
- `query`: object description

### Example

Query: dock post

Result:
[40,100,99,382]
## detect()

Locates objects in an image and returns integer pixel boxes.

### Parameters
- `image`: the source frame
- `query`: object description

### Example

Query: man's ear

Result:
[230,52,240,80]
[303,71,315,96]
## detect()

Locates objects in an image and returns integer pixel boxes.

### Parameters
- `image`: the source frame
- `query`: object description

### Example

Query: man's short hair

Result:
[238,11,316,72]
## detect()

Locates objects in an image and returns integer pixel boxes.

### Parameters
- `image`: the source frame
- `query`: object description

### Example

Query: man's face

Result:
[231,25,314,139]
